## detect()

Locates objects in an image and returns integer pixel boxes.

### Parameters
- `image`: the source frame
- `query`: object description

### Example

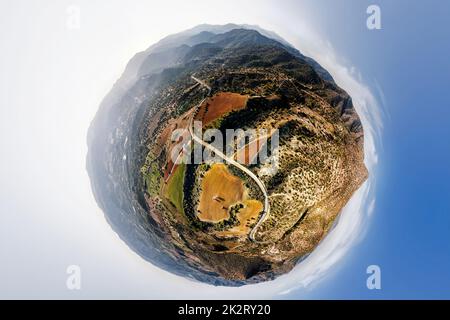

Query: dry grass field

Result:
[197,164,244,222]
[195,92,248,125]
[197,164,263,237]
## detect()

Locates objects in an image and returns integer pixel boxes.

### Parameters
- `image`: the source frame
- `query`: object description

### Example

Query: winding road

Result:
[189,75,270,243]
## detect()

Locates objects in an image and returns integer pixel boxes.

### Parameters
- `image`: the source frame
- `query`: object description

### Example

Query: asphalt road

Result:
[189,76,270,243]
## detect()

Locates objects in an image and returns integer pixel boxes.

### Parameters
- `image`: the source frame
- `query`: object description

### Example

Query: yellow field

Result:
[197,164,244,222]
[197,164,263,236]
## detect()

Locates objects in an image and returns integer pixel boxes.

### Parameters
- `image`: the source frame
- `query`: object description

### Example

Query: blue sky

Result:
[284,0,450,299]
[0,0,449,299]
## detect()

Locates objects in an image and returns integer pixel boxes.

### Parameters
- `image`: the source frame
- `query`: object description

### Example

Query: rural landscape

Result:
[87,24,367,285]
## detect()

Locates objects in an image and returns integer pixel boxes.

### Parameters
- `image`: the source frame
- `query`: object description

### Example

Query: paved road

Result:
[165,76,210,182]
[189,76,270,243]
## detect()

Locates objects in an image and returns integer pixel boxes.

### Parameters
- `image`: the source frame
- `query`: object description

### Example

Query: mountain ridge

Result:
[86,24,363,286]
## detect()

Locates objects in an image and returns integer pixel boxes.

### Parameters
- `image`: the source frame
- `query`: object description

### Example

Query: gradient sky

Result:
[0,0,449,299]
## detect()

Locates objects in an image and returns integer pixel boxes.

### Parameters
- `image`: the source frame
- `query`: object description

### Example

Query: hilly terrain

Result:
[87,25,367,285]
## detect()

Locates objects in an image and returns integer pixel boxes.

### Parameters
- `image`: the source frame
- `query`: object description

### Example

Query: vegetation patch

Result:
[197,163,244,222]
[164,164,186,214]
